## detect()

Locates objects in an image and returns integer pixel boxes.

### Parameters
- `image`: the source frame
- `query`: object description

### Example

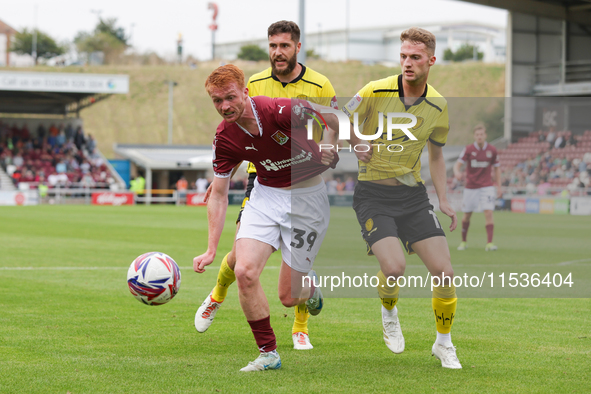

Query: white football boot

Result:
[382,308,405,354]
[240,350,282,372]
[292,332,313,350]
[432,343,462,369]
[194,291,222,333]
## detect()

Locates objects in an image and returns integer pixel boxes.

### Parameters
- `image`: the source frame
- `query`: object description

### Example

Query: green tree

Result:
[10,28,65,64]
[236,44,268,61]
[74,18,129,64]
[443,43,483,62]
[306,49,320,60]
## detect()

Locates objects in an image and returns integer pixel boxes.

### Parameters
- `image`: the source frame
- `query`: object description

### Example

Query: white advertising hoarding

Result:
[0,190,39,206]
[0,71,129,94]
[570,197,591,216]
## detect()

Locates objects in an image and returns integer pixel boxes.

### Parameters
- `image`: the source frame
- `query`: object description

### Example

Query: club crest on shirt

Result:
[271,130,289,145]
[486,150,492,158]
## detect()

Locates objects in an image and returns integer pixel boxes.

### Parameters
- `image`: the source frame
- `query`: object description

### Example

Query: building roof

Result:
[0,71,129,115]
[113,144,216,171]
[0,20,18,35]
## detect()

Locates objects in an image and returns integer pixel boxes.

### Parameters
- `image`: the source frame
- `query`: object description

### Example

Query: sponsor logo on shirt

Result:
[345,94,362,113]
[259,150,312,171]
[471,159,490,168]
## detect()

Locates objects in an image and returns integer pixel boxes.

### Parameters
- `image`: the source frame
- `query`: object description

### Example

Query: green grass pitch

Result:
[0,205,589,393]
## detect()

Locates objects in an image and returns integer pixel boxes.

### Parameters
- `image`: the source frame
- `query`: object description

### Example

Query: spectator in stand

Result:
[345,176,355,192]
[65,124,74,142]
[554,132,566,149]
[177,176,188,198]
[56,160,67,174]
[21,124,30,141]
[74,127,86,152]
[566,133,577,147]
[86,134,97,155]
[81,173,95,188]
[11,169,22,184]
[326,177,338,194]
[56,130,66,147]
[546,127,556,144]
[196,176,208,193]
[49,124,59,138]
[13,152,24,168]
[335,176,345,194]
[80,160,91,174]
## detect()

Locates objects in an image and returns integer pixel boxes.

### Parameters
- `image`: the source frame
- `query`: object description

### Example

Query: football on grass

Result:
[127,252,181,305]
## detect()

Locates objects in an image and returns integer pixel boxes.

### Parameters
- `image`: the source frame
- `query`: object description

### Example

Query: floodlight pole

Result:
[166,80,177,145]
[299,0,306,65]
[345,0,350,62]
[32,5,38,64]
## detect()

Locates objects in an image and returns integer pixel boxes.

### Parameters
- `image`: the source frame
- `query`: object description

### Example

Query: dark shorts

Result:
[236,172,257,223]
[353,181,445,255]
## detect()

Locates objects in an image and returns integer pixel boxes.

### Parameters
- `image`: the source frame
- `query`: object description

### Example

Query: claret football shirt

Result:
[212,96,336,188]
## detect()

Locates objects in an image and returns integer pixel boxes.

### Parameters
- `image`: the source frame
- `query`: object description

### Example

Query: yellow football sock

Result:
[377,270,399,310]
[432,284,457,334]
[211,253,236,302]
[292,304,310,335]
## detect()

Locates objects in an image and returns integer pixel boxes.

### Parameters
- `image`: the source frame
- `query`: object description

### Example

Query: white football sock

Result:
[436,332,453,347]
[382,305,398,318]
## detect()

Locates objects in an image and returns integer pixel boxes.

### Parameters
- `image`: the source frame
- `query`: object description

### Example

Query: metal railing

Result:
[535,60,591,85]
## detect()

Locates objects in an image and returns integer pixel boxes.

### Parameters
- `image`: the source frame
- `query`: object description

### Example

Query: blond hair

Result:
[400,27,436,55]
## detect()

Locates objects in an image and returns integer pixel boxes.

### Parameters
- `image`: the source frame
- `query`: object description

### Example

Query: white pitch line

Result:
[558,258,591,266]
[0,266,281,270]
[1,260,589,271]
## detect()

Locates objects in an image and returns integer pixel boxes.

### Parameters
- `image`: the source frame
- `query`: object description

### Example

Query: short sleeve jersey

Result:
[457,142,499,189]
[212,96,332,188]
[245,64,338,174]
[344,74,449,184]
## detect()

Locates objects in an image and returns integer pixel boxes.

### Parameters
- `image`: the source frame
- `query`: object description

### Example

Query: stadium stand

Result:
[0,120,117,190]
[452,130,591,195]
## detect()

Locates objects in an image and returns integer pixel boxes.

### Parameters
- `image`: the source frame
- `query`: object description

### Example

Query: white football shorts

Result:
[462,186,496,212]
[236,178,330,273]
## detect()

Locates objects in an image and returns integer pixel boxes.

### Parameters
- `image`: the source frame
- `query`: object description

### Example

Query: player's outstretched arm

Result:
[428,142,457,232]
[193,176,231,273]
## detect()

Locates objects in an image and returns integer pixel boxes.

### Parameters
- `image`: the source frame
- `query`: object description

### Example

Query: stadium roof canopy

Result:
[0,71,129,116]
[113,144,216,171]
[461,0,591,26]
